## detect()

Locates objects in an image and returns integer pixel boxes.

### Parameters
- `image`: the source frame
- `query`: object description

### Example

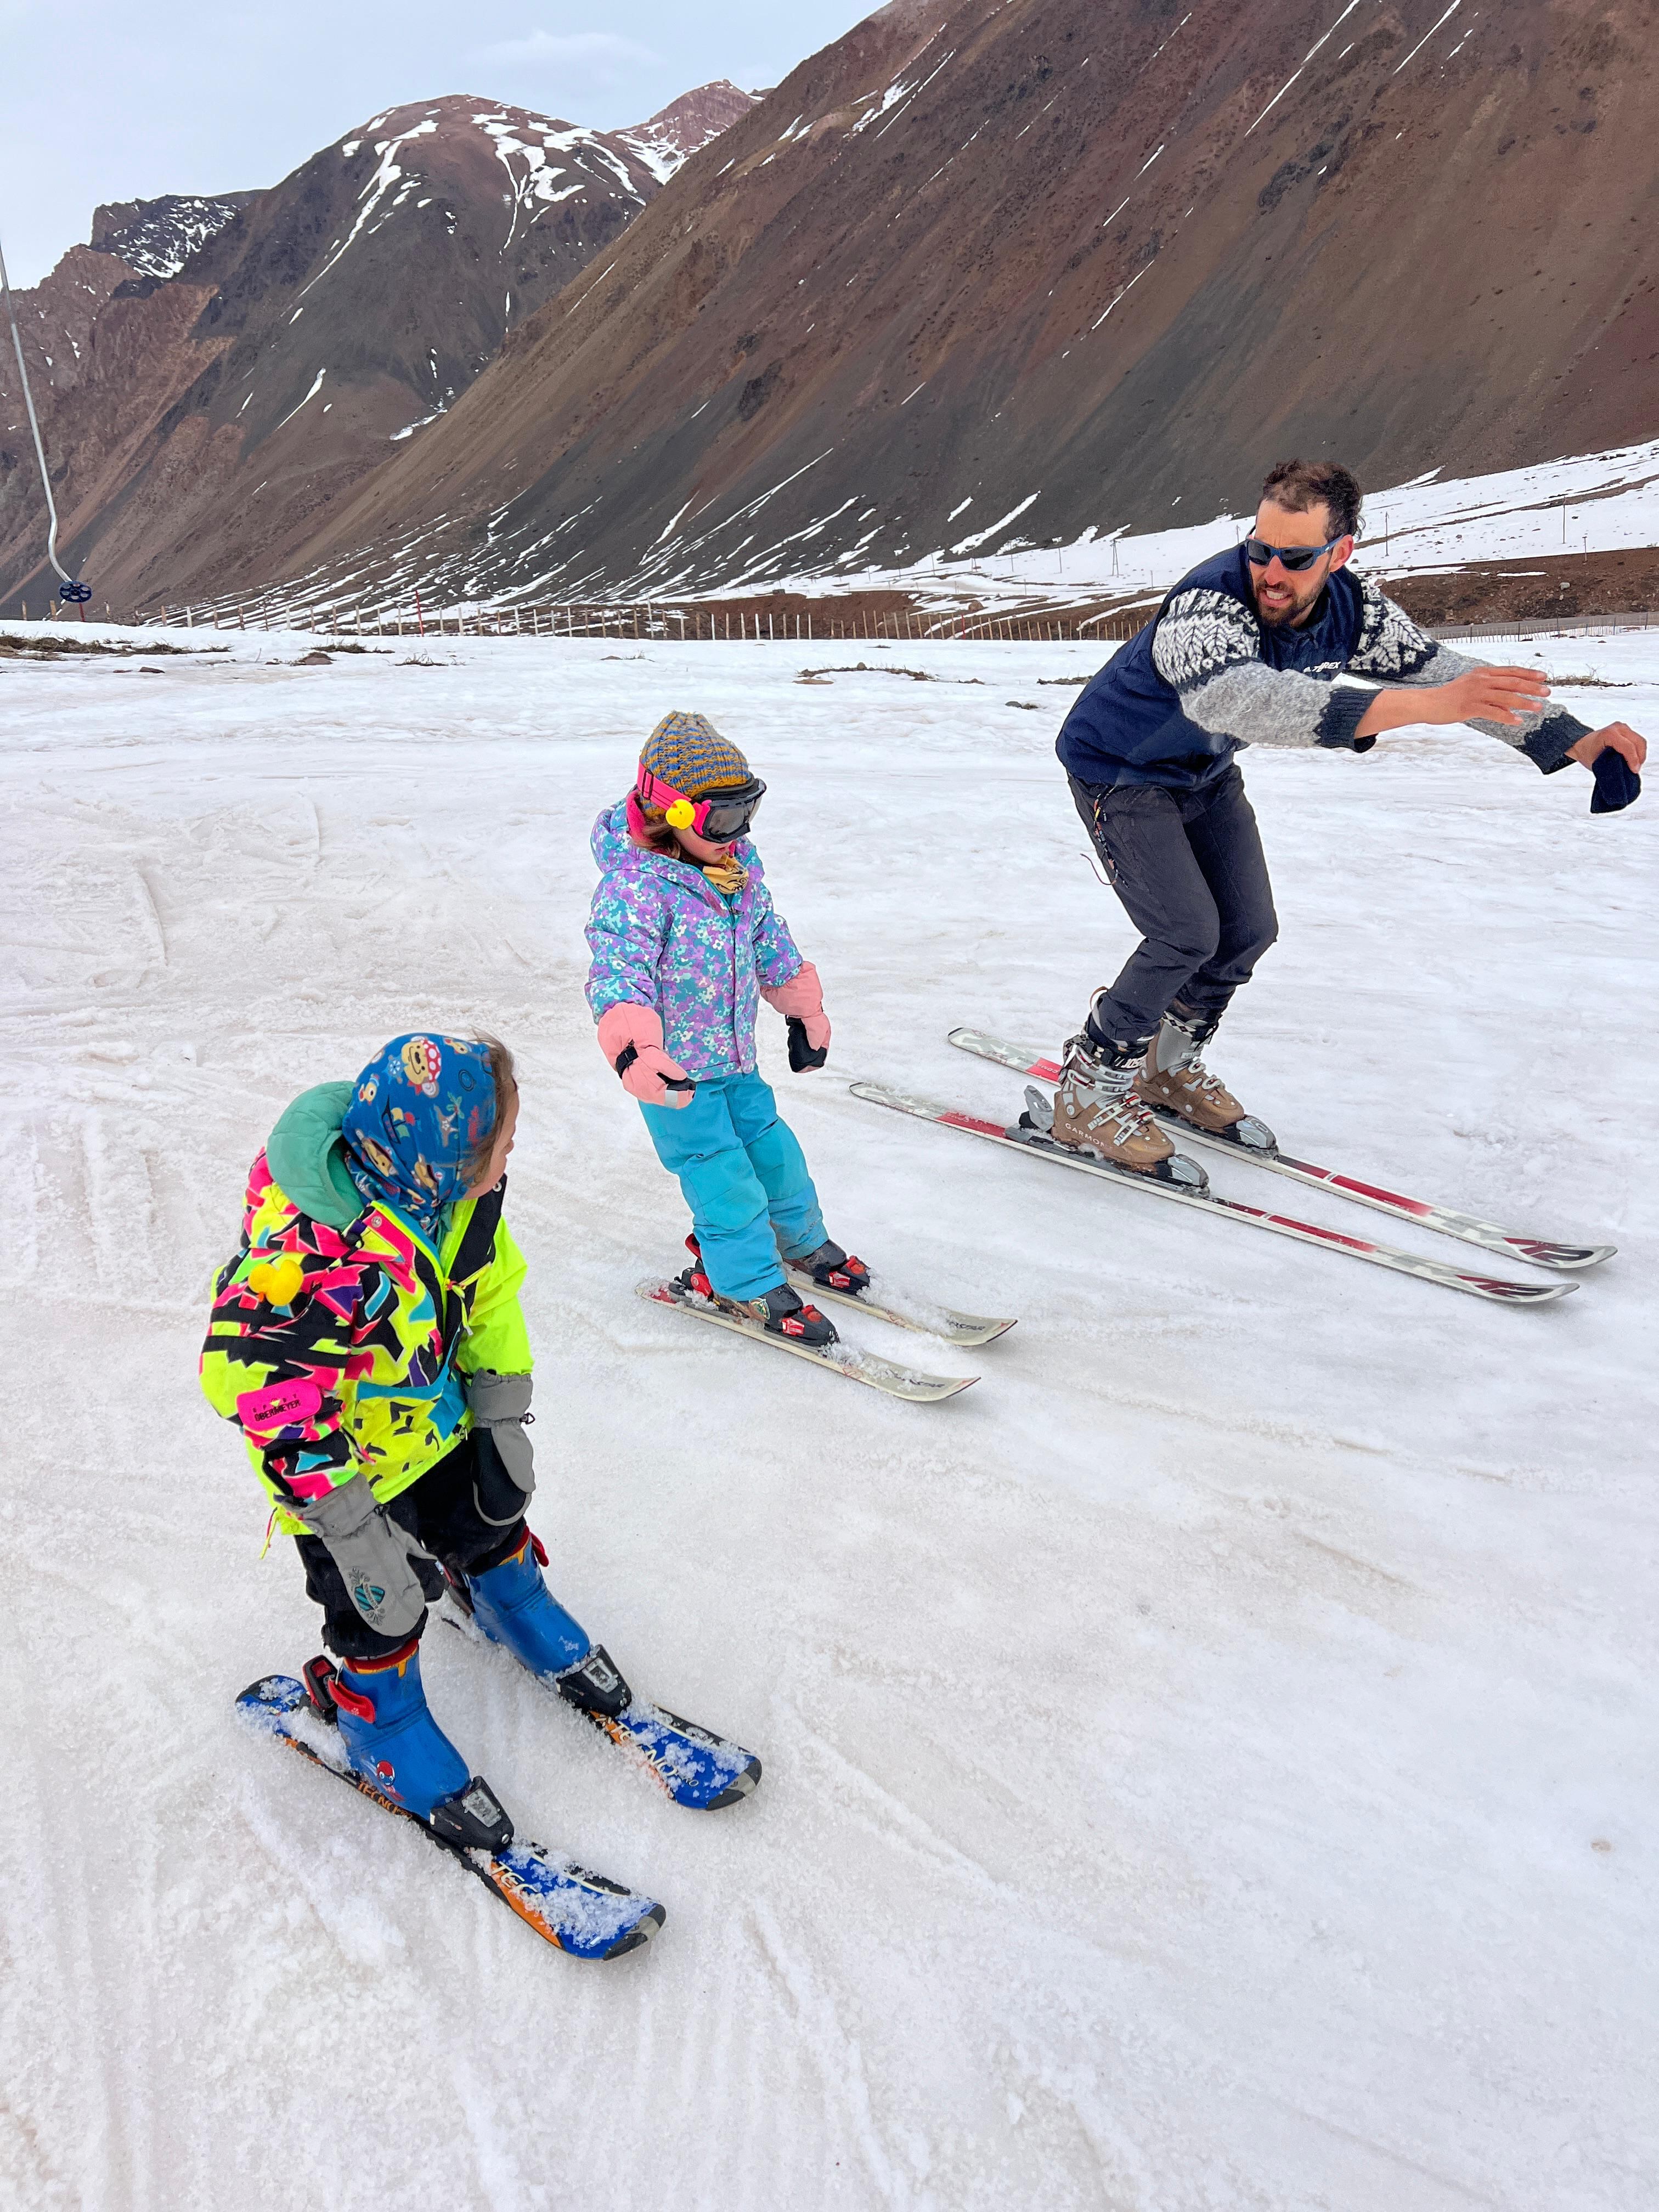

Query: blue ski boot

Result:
[453,1534,761,1810]
[302,1641,512,1850]
[462,1531,617,1696]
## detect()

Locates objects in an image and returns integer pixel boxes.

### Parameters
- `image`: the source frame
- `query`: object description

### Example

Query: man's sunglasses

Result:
[1244,535,1346,573]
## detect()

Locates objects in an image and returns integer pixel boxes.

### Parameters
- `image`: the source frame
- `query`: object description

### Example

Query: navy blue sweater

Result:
[1057,547,1585,792]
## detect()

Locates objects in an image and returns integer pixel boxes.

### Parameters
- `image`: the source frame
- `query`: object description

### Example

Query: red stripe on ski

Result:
[940,1109,1010,1137]
[944,1028,1613,1271]
[857,1082,1576,1304]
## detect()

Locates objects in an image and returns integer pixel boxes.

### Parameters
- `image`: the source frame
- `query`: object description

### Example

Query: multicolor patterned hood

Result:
[584,800,803,1081]
[342,1032,498,1228]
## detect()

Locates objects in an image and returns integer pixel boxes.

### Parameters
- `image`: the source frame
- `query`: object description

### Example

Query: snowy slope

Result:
[618,81,759,184]
[806,438,1659,607]
[90,194,255,283]
[1,629,1654,2210]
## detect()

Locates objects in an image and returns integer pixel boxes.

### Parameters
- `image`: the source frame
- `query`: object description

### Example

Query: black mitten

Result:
[1590,748,1641,815]
[787,1016,828,1073]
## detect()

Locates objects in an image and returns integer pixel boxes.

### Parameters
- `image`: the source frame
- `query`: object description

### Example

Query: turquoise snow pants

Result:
[639,1070,827,1302]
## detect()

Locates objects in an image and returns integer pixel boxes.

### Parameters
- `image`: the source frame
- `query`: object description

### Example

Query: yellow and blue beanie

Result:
[640,712,753,798]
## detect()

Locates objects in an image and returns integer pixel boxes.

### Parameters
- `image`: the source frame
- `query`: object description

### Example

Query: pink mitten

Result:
[761,961,831,1053]
[596,1003,694,1109]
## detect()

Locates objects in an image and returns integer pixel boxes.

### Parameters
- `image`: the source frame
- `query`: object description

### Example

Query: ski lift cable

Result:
[0,223,74,588]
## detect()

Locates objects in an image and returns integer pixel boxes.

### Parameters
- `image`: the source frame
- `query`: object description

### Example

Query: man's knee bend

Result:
[1239,911,1279,964]
[1167,922,1222,979]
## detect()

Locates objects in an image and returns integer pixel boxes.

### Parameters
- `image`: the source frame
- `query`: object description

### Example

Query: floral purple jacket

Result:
[585,800,804,1079]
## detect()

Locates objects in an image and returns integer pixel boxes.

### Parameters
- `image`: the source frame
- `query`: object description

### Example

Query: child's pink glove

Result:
[596,1003,693,1110]
[761,961,831,1054]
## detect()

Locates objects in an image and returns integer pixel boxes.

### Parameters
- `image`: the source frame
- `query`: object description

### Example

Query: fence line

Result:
[98,601,1659,648]
[123,599,1162,647]
[1426,611,1659,645]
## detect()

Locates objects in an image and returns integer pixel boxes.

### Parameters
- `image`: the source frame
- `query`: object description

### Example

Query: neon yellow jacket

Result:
[199,1086,531,1532]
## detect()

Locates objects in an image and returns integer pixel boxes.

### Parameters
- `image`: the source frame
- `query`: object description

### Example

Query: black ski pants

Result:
[295,1430,528,1664]
[1069,765,1278,1047]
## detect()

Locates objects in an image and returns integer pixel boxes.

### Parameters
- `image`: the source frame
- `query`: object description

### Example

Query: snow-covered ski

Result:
[850,1082,1576,1306]
[636,1279,978,1400]
[783,1264,1015,1346]
[946,1028,1615,1272]
[441,1600,761,1812]
[236,1674,664,1960]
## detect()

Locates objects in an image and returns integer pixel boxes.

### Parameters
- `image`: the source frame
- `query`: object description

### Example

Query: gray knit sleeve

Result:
[1152,589,1375,753]
[1347,578,1590,774]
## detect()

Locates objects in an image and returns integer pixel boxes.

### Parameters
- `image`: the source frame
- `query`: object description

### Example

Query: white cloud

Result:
[473,30,663,75]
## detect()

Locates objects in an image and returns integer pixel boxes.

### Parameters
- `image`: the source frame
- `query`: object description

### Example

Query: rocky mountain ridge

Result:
[0,83,754,613]
[261,0,1657,614]
[91,195,258,284]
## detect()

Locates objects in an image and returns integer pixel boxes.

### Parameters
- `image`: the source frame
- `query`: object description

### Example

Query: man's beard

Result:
[1252,572,1323,628]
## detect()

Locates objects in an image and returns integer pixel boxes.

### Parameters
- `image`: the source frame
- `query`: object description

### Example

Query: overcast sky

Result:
[0,1,878,285]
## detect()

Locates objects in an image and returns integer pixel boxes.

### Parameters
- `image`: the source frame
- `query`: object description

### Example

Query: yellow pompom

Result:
[665,798,696,830]
[249,1253,306,1306]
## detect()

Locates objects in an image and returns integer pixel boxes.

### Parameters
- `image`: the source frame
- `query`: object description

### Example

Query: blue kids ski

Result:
[236,1673,665,1960]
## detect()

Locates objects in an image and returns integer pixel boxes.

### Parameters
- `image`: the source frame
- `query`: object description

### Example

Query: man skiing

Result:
[1049,458,1648,1172]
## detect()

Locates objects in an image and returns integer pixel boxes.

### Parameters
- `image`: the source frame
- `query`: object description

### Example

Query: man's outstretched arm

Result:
[1347,582,1647,775]
[1150,588,1383,752]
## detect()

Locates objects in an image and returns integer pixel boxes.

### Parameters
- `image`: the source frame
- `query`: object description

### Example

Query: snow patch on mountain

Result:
[619,80,758,183]
[90,194,253,281]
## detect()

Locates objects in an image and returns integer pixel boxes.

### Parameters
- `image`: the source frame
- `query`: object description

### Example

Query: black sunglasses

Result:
[1244,535,1345,573]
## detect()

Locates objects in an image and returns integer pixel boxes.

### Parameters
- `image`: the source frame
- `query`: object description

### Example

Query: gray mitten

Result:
[293,1471,430,1639]
[467,1369,535,1498]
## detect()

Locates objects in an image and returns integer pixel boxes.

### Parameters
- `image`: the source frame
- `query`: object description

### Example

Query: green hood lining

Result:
[265,1081,363,1230]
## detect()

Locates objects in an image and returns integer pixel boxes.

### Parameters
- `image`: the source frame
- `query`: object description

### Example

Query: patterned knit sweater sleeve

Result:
[1150,588,1378,754]
[1345,578,1590,774]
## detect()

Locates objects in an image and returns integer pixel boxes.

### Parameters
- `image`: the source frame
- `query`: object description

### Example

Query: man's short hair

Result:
[1260,459,1362,541]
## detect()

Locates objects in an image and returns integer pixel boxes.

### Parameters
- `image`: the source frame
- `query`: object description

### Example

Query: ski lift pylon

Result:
[1,222,90,611]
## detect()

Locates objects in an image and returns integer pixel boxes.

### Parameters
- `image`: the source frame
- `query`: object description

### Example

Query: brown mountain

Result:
[0,86,752,614]
[620,81,761,180]
[258,0,1655,614]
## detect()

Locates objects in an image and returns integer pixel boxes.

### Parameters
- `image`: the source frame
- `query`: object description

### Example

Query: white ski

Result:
[849,1082,1576,1307]
[636,1280,978,1401]
[783,1266,1015,1346]
[946,1028,1615,1272]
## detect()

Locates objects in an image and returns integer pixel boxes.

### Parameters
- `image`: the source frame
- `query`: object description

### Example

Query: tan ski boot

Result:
[1039,1032,1197,1178]
[1136,1012,1277,1152]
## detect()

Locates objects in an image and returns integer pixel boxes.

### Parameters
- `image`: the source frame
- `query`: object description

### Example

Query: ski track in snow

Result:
[0,629,1655,2210]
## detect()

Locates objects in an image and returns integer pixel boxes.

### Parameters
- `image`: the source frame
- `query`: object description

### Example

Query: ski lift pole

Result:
[0,222,88,614]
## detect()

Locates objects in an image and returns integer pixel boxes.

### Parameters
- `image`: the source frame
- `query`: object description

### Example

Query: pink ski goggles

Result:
[628,764,766,843]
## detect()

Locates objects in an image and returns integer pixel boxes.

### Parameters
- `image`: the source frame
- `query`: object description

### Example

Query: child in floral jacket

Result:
[586,712,865,1345]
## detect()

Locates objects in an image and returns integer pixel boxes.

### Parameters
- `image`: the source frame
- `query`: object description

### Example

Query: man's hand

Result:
[1356,663,1551,738]
[1429,665,1552,726]
[1567,721,1648,773]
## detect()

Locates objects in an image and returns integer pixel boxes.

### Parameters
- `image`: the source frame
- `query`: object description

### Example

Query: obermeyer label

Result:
[237,1378,323,1429]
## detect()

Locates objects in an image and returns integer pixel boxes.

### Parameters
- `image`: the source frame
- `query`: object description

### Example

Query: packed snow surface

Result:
[2,626,1655,2210]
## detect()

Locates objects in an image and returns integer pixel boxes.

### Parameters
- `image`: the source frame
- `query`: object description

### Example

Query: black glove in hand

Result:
[1591,747,1641,815]
[787,1016,829,1073]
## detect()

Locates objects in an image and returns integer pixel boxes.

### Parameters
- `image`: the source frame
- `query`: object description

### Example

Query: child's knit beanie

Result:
[641,712,753,798]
